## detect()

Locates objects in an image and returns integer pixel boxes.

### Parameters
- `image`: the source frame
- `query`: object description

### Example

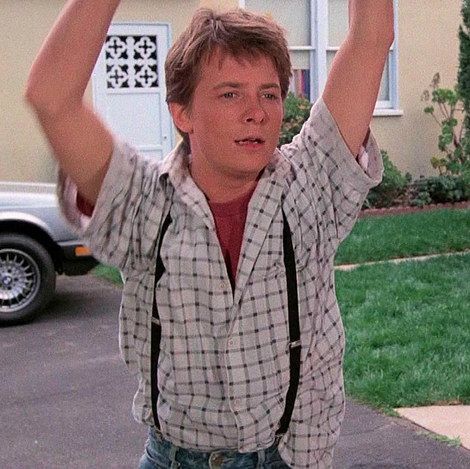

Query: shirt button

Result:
[220,281,226,290]
[233,398,242,410]
[227,339,238,347]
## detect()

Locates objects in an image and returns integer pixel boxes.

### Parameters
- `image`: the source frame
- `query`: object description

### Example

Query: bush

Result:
[411,174,470,206]
[422,73,470,176]
[364,150,411,208]
[279,92,312,146]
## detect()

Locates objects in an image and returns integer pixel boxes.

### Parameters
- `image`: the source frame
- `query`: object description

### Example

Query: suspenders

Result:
[151,209,301,436]
[150,211,172,430]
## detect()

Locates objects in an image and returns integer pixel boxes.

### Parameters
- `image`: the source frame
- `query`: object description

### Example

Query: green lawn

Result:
[335,208,469,265]
[336,253,470,410]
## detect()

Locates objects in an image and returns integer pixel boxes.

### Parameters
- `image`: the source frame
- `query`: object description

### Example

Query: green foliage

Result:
[279,92,312,146]
[411,174,470,206]
[421,73,469,176]
[458,0,470,115]
[457,0,470,181]
[420,71,470,206]
[364,150,411,208]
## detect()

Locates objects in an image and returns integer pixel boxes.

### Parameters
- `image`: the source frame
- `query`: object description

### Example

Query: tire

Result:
[0,233,56,324]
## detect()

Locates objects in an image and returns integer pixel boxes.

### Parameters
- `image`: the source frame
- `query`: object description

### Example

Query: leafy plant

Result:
[419,70,470,206]
[411,174,470,206]
[421,73,469,176]
[364,150,411,208]
[279,92,312,146]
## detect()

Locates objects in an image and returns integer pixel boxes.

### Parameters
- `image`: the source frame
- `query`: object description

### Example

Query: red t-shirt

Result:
[76,193,94,217]
[208,188,255,289]
[77,188,254,288]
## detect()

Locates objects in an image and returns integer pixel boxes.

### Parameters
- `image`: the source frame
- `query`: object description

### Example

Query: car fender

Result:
[0,211,56,239]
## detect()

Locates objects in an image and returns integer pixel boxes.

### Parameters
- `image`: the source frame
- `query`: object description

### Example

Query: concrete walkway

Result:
[334,400,470,468]
[396,406,470,450]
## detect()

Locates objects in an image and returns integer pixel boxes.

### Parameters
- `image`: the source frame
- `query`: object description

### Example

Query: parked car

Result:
[0,182,97,324]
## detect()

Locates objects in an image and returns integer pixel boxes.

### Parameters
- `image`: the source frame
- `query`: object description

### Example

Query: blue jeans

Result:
[139,427,290,469]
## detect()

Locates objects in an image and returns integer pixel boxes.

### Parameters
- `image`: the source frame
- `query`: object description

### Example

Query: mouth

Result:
[235,137,266,146]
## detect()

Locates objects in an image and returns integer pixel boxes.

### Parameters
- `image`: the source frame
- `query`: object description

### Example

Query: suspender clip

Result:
[289,339,301,349]
[151,317,161,326]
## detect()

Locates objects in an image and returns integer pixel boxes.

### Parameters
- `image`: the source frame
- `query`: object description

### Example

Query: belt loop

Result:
[256,447,266,468]
[169,444,180,469]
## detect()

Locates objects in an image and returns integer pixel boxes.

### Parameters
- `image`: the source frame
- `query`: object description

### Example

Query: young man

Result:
[26,1,394,467]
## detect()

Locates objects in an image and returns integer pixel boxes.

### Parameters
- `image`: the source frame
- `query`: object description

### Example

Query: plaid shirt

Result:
[59,98,382,468]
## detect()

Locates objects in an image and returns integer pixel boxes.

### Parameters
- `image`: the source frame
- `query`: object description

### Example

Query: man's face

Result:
[171,49,284,195]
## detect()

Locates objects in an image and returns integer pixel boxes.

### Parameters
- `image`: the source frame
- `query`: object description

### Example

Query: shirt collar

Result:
[159,143,292,189]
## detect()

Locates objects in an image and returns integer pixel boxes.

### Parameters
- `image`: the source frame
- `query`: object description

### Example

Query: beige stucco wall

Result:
[371,0,462,176]
[0,0,463,182]
[0,0,200,183]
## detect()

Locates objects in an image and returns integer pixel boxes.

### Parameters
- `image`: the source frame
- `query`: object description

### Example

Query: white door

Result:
[92,23,174,159]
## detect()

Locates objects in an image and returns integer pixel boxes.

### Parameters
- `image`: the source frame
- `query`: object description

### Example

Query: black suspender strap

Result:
[151,212,172,429]
[150,209,301,435]
[276,210,301,436]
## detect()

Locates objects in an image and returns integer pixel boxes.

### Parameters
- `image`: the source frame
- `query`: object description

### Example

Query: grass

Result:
[418,432,462,448]
[92,264,123,285]
[335,208,469,265]
[336,253,470,409]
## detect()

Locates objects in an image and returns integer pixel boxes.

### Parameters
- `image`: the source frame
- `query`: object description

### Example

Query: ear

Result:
[169,102,193,134]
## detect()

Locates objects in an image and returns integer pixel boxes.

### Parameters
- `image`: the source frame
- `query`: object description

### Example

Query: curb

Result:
[359,201,470,218]
[335,249,470,271]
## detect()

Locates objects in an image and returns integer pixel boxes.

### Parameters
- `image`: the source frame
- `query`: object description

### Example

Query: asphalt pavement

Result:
[1,275,469,468]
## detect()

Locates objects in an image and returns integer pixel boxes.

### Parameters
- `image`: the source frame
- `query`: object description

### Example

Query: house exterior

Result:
[0,0,462,182]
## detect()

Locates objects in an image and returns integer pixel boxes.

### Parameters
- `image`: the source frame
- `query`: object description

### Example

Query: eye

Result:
[263,92,279,101]
[222,91,237,99]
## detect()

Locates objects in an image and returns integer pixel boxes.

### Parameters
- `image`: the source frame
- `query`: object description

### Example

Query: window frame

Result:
[239,0,400,114]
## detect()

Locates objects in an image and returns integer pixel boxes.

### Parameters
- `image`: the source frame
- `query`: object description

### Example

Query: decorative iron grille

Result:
[105,35,158,90]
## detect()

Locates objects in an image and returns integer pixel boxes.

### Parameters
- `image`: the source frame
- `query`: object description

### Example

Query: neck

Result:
[189,161,259,203]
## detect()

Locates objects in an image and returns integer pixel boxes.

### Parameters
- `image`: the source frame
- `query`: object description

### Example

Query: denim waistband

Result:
[147,426,285,469]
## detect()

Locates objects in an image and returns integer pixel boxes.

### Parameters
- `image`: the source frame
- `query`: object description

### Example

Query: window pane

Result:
[378,54,390,101]
[328,0,349,47]
[289,50,311,99]
[245,0,311,46]
[327,51,390,102]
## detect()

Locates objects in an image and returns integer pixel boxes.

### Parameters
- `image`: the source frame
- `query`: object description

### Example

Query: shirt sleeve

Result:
[281,96,383,245]
[57,139,168,273]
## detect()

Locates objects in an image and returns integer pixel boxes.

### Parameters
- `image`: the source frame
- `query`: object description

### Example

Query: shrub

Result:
[411,174,470,206]
[364,150,410,208]
[421,73,469,177]
[279,92,312,146]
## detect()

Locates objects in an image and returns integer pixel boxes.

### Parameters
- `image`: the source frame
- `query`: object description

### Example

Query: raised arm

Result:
[25,0,121,204]
[323,0,394,157]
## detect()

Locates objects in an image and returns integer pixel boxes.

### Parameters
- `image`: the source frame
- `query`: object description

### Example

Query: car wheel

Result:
[0,233,56,324]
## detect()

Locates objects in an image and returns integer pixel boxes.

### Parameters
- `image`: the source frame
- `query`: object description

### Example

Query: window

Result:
[240,0,399,112]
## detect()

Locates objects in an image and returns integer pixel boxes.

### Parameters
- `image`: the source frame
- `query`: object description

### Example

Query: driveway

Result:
[1,274,469,468]
[1,275,146,468]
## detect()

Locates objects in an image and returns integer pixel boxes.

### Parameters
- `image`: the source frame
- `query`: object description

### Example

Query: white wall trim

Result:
[373,109,404,117]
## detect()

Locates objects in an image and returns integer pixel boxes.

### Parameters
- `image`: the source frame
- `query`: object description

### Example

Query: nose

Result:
[243,98,266,124]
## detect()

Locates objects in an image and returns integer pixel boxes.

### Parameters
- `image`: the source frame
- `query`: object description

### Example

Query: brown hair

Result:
[165,8,291,146]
